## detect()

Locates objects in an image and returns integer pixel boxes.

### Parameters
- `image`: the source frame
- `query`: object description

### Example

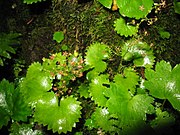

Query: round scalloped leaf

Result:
[26,62,43,78]
[121,39,155,68]
[106,83,154,132]
[85,43,110,72]
[114,18,138,37]
[10,123,42,135]
[23,0,45,4]
[114,68,139,95]
[92,107,120,132]
[98,0,112,9]
[144,61,180,111]
[53,31,64,43]
[34,93,82,134]
[20,63,52,106]
[117,0,153,19]
[89,75,110,106]
[0,79,31,128]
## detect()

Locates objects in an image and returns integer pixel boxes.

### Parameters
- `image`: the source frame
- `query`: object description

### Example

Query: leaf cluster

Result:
[0,79,31,129]
[83,42,180,135]
[0,32,21,66]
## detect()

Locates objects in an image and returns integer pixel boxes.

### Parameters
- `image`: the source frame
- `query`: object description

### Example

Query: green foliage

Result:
[23,0,45,4]
[98,0,154,37]
[84,43,179,134]
[1,0,179,134]
[98,0,153,18]
[157,28,170,39]
[144,61,180,111]
[150,108,175,134]
[53,31,64,43]
[19,51,84,134]
[9,123,42,135]
[117,0,154,19]
[114,18,138,37]
[85,42,110,73]
[34,94,82,134]
[1,40,179,134]
[114,68,139,94]
[121,39,155,68]
[174,0,180,14]
[98,0,112,9]
[0,79,31,128]
[0,32,21,66]
[86,107,120,133]
[89,74,110,106]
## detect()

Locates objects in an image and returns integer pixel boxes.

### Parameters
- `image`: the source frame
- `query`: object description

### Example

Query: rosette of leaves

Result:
[85,42,110,73]
[114,18,138,37]
[144,60,180,111]
[0,32,21,66]
[23,0,45,4]
[20,52,83,133]
[0,79,31,129]
[121,39,155,68]
[42,51,84,92]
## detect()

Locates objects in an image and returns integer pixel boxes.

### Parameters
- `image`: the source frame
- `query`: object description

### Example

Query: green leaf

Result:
[78,84,89,98]
[23,0,45,4]
[0,79,31,128]
[121,39,155,68]
[105,83,132,114]
[85,43,110,72]
[117,0,154,19]
[106,82,154,133]
[174,1,180,14]
[114,68,139,95]
[85,118,98,130]
[10,123,42,135]
[20,62,52,106]
[34,93,82,134]
[144,61,180,111]
[114,18,138,37]
[98,0,112,9]
[157,28,170,39]
[150,108,175,134]
[89,75,110,106]
[11,87,32,121]
[91,107,120,132]
[53,31,64,43]
[0,32,20,66]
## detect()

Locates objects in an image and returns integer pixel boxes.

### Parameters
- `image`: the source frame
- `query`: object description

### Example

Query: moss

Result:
[51,0,123,53]
[140,6,180,66]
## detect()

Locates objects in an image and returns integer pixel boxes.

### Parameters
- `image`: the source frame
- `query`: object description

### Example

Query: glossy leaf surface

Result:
[114,18,138,37]
[34,93,82,134]
[144,61,180,111]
